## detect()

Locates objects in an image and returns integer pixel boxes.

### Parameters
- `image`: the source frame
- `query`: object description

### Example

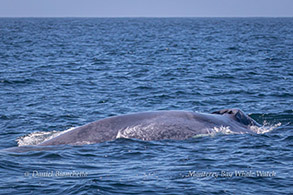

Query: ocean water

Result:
[0,18,292,194]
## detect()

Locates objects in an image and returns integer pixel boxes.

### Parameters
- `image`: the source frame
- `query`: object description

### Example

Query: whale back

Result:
[212,109,260,127]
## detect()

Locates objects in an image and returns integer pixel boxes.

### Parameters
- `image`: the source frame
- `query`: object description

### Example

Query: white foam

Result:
[193,121,282,138]
[16,127,78,146]
[193,126,237,138]
[192,121,282,138]
[250,121,281,134]
[207,126,235,135]
[74,141,95,145]
[193,126,247,138]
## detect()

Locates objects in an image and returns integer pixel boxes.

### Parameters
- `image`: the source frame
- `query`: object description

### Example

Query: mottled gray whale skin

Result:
[37,108,260,146]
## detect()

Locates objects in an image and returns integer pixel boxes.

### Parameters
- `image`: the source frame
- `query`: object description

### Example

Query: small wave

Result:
[250,121,282,134]
[16,127,77,147]
[0,78,38,85]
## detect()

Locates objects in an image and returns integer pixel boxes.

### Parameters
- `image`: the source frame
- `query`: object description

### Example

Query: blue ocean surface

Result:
[0,18,292,194]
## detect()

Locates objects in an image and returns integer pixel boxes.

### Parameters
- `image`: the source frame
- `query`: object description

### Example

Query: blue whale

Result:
[39,108,260,146]
[3,109,260,152]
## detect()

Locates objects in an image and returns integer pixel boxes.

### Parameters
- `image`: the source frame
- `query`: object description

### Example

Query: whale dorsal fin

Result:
[212,108,260,127]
